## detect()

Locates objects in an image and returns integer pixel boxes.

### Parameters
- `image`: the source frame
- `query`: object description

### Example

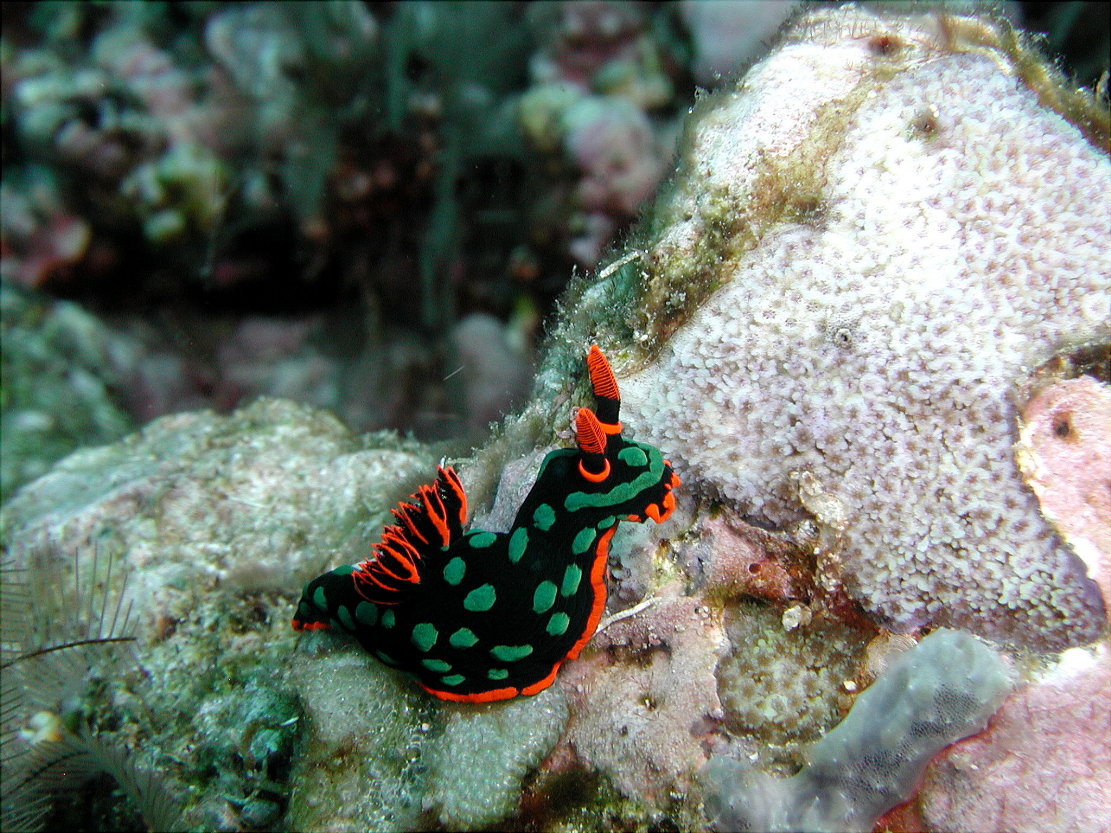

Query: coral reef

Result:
[0,166,91,289]
[703,629,1012,833]
[285,643,431,832]
[918,642,1111,833]
[715,600,863,755]
[1,398,433,615]
[3,5,1109,831]
[605,5,1111,649]
[517,1,682,268]
[1,399,435,828]
[0,284,135,501]
[1,396,573,830]
[424,684,568,829]
[1016,375,1111,620]
[560,581,727,804]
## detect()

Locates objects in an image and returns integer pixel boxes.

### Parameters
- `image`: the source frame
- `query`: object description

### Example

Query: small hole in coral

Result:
[912,110,939,138]
[868,34,902,56]
[1053,415,1072,438]
[748,563,762,574]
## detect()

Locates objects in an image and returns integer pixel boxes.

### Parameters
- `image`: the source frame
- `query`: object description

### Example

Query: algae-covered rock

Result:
[0,283,135,502]
[1,394,573,831]
[285,643,432,832]
[1,397,436,829]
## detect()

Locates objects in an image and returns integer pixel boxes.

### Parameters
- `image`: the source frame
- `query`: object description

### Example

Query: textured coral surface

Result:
[716,601,862,752]
[920,644,1111,833]
[619,7,1110,648]
[704,629,1012,833]
[1,398,432,616]
[1017,375,1111,620]
[559,582,727,803]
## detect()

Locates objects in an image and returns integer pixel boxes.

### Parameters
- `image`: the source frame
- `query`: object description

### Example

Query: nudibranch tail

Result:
[292,346,680,703]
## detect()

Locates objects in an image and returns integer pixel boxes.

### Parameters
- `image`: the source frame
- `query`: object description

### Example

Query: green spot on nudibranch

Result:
[533,581,557,614]
[487,668,509,680]
[312,586,327,610]
[490,644,534,662]
[337,605,355,631]
[464,584,496,612]
[381,609,395,628]
[443,557,466,585]
[547,612,570,636]
[411,622,438,652]
[572,527,595,555]
[508,527,528,564]
[441,674,466,686]
[422,658,451,672]
[469,531,497,548]
[618,446,649,467]
[355,602,378,625]
[532,503,556,531]
[561,564,582,597]
[565,450,664,511]
[450,627,479,648]
[376,650,397,665]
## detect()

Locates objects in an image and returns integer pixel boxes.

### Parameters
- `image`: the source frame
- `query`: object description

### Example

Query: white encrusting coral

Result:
[619,6,1110,648]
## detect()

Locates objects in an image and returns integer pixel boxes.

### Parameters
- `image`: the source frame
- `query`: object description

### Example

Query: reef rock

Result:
[4,5,1109,831]
[919,642,1111,833]
[604,6,1111,649]
[1016,375,1111,621]
[559,581,727,803]
[704,629,1013,833]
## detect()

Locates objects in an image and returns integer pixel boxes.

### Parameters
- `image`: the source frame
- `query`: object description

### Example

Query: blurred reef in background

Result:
[1,0,787,502]
[2,1,1107,502]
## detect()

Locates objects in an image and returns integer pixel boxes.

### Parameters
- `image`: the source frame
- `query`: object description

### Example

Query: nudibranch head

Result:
[292,345,678,702]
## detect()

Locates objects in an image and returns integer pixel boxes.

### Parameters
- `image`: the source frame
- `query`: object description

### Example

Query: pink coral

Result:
[562,96,669,264]
[919,645,1111,833]
[557,582,727,804]
[1016,375,1111,620]
[680,0,798,87]
[692,514,804,603]
[529,1,650,95]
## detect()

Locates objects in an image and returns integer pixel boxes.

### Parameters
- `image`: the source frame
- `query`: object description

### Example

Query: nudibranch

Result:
[292,345,679,703]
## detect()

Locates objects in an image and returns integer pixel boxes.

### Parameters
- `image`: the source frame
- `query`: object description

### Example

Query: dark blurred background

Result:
[2,1,1107,501]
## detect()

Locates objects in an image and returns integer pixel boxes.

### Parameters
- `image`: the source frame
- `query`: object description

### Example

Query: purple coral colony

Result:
[1,3,1109,833]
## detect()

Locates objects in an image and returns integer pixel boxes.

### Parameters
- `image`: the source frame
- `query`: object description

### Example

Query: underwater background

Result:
[2,2,1109,832]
